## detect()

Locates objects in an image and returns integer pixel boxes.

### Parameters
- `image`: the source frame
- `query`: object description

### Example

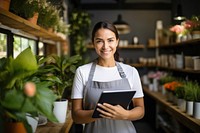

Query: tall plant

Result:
[69,10,91,58]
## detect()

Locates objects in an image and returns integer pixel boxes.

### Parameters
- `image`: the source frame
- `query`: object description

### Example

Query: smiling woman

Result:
[71,21,144,133]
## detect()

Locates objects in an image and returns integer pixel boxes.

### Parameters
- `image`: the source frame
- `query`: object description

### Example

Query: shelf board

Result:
[143,87,200,133]
[86,44,145,49]
[158,39,200,48]
[157,66,200,74]
[131,63,156,68]
[0,8,65,42]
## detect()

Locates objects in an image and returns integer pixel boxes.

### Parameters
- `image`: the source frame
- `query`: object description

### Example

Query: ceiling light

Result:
[113,14,130,34]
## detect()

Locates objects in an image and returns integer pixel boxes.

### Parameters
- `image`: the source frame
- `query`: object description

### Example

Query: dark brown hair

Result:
[91,21,120,61]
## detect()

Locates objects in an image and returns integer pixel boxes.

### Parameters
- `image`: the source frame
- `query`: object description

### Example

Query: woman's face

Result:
[93,28,119,60]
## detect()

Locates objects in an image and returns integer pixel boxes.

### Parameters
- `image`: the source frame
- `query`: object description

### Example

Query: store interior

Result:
[0,0,200,133]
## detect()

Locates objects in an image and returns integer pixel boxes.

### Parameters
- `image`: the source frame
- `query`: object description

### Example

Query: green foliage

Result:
[38,1,60,29]
[0,47,57,132]
[36,54,82,99]
[175,85,185,99]
[69,10,91,56]
[10,0,40,19]
[184,81,199,101]
[159,75,176,85]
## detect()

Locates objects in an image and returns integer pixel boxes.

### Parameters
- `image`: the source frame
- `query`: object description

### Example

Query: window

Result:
[0,33,7,58]
[13,35,37,58]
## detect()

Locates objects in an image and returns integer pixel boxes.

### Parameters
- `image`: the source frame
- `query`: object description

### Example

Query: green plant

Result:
[69,10,91,57]
[0,47,57,132]
[175,85,185,99]
[183,81,199,101]
[10,0,40,19]
[159,75,176,85]
[36,54,82,100]
[38,1,60,29]
[193,82,200,102]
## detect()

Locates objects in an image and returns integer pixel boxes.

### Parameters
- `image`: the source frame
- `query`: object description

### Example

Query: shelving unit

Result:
[144,87,200,133]
[0,8,66,42]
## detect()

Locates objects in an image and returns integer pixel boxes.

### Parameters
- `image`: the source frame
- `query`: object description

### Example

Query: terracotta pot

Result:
[0,0,11,11]
[27,12,39,25]
[4,122,27,133]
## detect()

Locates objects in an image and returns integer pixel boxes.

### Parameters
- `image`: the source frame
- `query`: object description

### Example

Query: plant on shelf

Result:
[10,0,40,19]
[0,47,57,132]
[183,81,197,101]
[38,1,60,30]
[159,75,176,86]
[174,83,185,99]
[36,54,82,100]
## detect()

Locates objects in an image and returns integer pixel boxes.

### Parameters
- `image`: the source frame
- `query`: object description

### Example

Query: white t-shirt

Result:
[71,62,144,99]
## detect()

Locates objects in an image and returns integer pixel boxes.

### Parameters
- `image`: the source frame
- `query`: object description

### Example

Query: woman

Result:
[71,21,144,133]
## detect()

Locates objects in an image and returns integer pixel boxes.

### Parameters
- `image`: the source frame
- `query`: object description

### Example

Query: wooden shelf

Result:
[131,63,156,68]
[86,44,145,49]
[143,87,200,133]
[36,110,73,133]
[158,39,200,48]
[157,66,200,74]
[0,8,66,42]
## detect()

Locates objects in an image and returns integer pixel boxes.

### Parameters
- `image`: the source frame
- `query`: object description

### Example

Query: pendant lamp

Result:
[113,14,130,34]
[174,3,186,21]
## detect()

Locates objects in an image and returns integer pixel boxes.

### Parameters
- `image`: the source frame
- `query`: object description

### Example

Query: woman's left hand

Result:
[97,103,129,120]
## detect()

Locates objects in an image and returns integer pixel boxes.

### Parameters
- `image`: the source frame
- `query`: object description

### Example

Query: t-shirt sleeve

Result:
[131,67,144,98]
[71,67,84,99]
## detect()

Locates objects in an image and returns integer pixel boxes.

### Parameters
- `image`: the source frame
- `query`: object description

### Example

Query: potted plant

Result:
[174,82,186,112]
[183,81,196,116]
[37,2,60,30]
[36,54,82,123]
[10,0,40,22]
[192,82,200,119]
[0,47,58,133]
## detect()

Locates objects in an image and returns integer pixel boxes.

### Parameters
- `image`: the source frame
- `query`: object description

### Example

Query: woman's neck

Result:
[97,58,115,67]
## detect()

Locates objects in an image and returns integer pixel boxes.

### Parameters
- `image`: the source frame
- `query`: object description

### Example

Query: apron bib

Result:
[83,61,137,133]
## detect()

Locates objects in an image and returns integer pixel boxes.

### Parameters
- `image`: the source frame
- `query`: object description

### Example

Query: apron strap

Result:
[116,62,126,78]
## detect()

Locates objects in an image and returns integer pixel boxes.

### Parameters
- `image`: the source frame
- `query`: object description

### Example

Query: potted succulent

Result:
[36,54,82,123]
[0,47,58,133]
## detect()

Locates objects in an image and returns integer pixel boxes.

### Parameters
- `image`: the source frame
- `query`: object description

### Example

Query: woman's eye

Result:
[96,40,103,44]
[108,39,114,42]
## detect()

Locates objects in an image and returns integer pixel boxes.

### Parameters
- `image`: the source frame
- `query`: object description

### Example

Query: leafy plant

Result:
[0,47,57,132]
[183,81,199,101]
[38,1,60,29]
[159,75,176,85]
[175,85,185,99]
[36,54,82,100]
[69,10,91,57]
[10,0,40,19]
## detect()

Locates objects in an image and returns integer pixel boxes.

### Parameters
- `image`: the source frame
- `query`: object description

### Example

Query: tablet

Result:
[92,90,136,118]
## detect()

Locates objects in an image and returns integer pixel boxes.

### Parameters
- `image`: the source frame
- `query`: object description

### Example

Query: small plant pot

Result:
[177,98,186,112]
[53,99,68,123]
[186,101,194,116]
[193,102,200,119]
[26,114,39,133]
[27,12,39,25]
[0,0,11,11]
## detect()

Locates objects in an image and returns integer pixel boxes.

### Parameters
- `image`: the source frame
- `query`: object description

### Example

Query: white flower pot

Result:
[193,102,200,119]
[177,98,186,112]
[26,114,39,133]
[53,99,68,123]
[186,101,194,116]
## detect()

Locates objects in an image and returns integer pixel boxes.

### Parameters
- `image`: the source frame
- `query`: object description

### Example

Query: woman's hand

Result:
[97,103,129,120]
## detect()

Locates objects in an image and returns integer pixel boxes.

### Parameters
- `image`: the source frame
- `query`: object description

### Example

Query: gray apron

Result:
[83,61,136,133]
